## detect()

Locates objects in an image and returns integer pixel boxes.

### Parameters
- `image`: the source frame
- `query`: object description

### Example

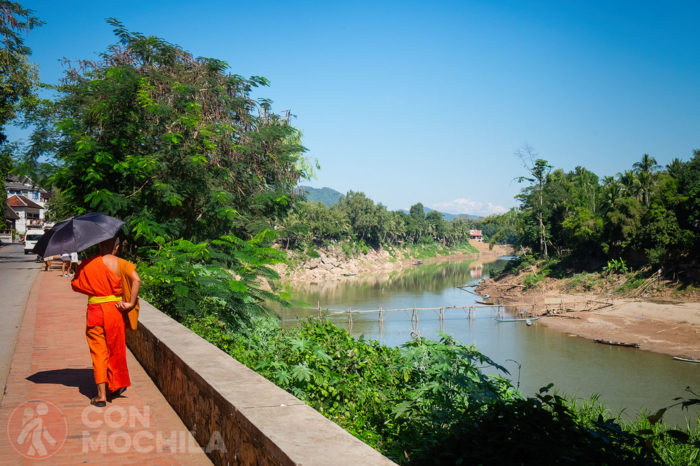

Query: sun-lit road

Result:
[0,243,40,399]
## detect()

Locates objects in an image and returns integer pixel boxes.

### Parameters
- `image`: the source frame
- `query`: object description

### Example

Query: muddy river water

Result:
[275,259,700,427]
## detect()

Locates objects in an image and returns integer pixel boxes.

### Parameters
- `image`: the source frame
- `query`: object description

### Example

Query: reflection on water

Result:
[274,259,700,427]
[276,259,505,314]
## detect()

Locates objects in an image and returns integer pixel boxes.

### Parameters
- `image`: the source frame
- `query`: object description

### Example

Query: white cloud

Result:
[431,198,508,217]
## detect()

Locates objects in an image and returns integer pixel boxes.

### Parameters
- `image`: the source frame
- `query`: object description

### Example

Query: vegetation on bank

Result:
[499,252,700,299]
[2,11,698,463]
[488,148,700,286]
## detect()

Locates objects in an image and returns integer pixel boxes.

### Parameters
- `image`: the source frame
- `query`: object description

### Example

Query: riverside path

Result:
[0,250,212,464]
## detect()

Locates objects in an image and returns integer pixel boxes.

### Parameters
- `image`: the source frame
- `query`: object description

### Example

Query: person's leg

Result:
[102,305,131,393]
[96,382,107,402]
[86,326,109,403]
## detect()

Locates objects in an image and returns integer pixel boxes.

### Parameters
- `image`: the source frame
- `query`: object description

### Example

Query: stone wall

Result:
[126,301,396,466]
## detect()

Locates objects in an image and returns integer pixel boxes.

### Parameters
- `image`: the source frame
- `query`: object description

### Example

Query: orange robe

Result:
[71,256,131,392]
[118,259,140,331]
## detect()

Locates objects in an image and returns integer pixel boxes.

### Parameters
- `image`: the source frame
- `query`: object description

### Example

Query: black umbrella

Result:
[32,212,125,257]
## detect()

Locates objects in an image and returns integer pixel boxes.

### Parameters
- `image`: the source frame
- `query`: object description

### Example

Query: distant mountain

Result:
[297,186,343,206]
[403,207,480,221]
[450,212,482,221]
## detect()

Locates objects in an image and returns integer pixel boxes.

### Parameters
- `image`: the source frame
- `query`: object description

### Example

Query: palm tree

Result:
[617,170,641,201]
[633,153,660,174]
[633,154,660,206]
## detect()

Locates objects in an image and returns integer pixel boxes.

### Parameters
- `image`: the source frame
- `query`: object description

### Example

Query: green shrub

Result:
[605,257,629,275]
[523,272,545,290]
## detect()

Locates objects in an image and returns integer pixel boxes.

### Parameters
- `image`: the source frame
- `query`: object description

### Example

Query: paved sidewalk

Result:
[0,244,40,398]
[0,269,212,465]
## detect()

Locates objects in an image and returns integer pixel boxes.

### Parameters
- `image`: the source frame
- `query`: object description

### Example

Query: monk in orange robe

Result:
[71,236,140,407]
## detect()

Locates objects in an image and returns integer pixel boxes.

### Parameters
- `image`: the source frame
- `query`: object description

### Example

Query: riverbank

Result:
[273,241,513,286]
[476,269,700,359]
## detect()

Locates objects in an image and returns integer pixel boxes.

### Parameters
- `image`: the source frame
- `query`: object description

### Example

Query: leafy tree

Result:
[0,1,41,141]
[633,153,660,206]
[0,1,42,192]
[277,201,350,248]
[407,202,427,243]
[335,191,388,248]
[27,19,309,251]
[516,148,552,256]
[425,210,445,243]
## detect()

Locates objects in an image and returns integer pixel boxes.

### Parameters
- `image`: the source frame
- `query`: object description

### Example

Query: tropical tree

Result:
[26,19,309,251]
[0,0,42,191]
[633,153,660,206]
[516,151,552,256]
[335,191,388,247]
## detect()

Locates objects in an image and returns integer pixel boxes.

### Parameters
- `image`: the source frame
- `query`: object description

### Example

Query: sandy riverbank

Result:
[542,300,700,359]
[476,270,700,359]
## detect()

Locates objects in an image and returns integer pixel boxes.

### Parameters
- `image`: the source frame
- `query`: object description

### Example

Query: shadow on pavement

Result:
[27,368,95,399]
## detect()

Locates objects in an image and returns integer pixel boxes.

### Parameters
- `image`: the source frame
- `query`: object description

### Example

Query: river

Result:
[275,258,700,427]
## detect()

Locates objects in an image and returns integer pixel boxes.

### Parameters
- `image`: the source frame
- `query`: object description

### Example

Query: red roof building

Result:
[6,194,45,233]
[7,194,43,210]
[469,229,483,242]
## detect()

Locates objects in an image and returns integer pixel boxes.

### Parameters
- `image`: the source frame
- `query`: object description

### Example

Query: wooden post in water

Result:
[317,300,321,319]
[348,308,353,331]
[379,306,383,324]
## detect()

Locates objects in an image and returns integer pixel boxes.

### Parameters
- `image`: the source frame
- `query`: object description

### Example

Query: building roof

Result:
[5,175,48,194]
[7,194,43,210]
[469,229,483,236]
[5,203,19,220]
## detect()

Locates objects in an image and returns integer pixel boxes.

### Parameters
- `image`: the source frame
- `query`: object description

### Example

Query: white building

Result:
[6,176,49,206]
[5,176,50,235]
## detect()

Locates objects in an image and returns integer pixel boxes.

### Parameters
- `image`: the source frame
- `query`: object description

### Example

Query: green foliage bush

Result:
[605,257,629,275]
[522,272,546,290]
[139,231,286,328]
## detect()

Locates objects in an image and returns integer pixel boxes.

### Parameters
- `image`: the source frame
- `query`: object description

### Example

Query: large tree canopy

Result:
[0,1,42,193]
[0,1,41,142]
[29,19,310,248]
[513,149,700,271]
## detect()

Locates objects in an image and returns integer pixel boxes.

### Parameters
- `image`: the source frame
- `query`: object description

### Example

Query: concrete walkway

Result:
[0,267,212,464]
[0,244,40,398]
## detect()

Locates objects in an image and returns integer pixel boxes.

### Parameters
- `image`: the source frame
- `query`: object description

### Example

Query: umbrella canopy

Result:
[33,212,125,257]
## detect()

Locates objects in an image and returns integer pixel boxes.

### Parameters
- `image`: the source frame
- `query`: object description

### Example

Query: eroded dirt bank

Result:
[273,241,513,285]
[476,269,700,359]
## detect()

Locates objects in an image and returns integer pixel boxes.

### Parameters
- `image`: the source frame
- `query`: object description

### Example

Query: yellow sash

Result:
[88,295,123,304]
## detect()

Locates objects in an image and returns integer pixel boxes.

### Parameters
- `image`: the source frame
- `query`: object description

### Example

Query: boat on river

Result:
[673,356,700,364]
[494,316,539,323]
[594,339,640,349]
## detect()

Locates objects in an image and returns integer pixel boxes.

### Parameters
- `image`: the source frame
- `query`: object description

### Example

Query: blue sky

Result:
[11,0,700,216]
